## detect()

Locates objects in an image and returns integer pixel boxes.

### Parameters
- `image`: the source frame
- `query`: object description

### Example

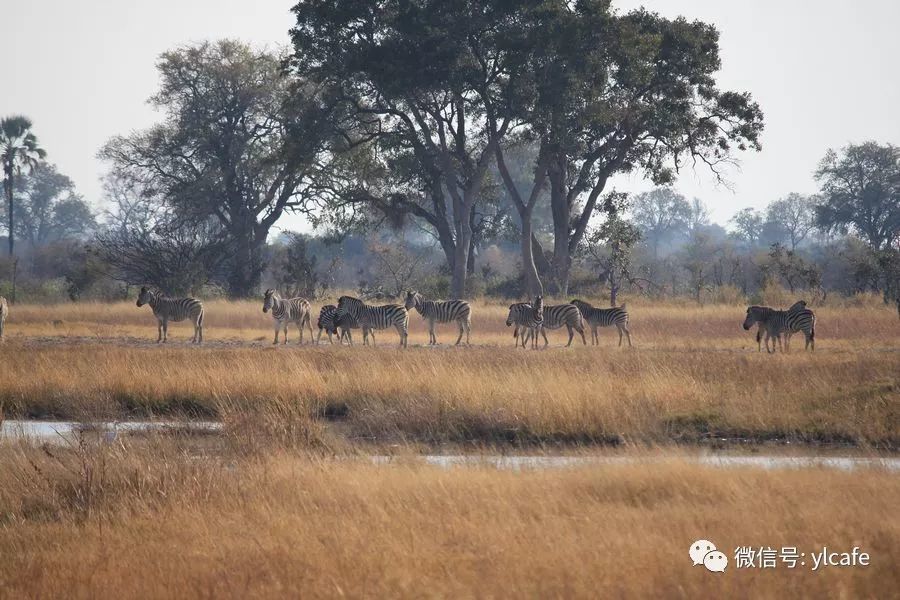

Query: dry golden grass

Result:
[0,441,896,599]
[0,299,897,447]
[1,298,897,597]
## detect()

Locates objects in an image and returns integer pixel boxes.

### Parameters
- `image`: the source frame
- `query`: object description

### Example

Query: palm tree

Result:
[1,116,47,256]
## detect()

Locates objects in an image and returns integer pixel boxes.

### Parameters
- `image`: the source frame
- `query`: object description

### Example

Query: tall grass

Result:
[0,300,897,447]
[0,441,896,598]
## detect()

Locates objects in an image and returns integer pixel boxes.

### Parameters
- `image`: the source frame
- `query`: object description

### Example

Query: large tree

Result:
[289,0,527,297]
[100,40,332,297]
[1,115,46,257]
[487,3,764,295]
[814,141,900,251]
[10,164,95,248]
[764,192,815,250]
[630,188,692,258]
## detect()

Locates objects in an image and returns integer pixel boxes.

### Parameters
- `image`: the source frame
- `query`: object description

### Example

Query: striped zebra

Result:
[404,291,471,345]
[316,304,340,345]
[520,301,586,348]
[742,305,778,352]
[316,304,358,345]
[780,300,816,352]
[336,295,409,347]
[742,301,815,353]
[570,299,632,347]
[505,297,544,349]
[263,289,313,345]
[136,286,204,343]
[0,296,8,339]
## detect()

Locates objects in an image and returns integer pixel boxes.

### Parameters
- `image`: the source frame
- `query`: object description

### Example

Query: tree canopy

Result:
[814,141,899,251]
[100,40,334,297]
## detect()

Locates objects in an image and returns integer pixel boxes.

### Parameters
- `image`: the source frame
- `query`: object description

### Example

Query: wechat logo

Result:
[690,539,728,573]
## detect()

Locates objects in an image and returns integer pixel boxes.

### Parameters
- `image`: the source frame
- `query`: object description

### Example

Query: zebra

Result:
[136,286,204,343]
[742,305,778,352]
[505,297,544,349]
[336,295,409,347]
[263,289,313,345]
[316,304,358,345]
[0,296,8,339]
[520,301,586,348]
[742,301,815,353]
[316,304,340,345]
[570,299,632,347]
[779,300,816,352]
[404,291,471,345]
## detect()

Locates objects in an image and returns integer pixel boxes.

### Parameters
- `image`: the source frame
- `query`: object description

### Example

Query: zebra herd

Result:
[0,289,816,354]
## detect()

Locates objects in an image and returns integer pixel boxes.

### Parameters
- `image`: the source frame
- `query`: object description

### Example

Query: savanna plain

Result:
[0,297,897,598]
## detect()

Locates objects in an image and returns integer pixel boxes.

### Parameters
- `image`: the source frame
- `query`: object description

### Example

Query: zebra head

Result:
[262,289,277,313]
[404,290,422,310]
[787,300,807,313]
[506,303,529,327]
[136,286,155,307]
[337,295,363,318]
[742,306,769,330]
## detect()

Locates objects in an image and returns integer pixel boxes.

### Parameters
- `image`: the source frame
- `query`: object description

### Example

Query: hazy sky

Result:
[2,0,898,232]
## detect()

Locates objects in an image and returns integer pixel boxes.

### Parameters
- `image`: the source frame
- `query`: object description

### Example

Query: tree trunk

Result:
[450,229,470,299]
[521,211,542,298]
[228,230,266,298]
[547,152,571,296]
[4,175,13,257]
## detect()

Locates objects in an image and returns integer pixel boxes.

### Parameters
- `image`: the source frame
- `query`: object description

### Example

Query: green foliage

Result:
[814,141,900,251]
[100,40,334,297]
[1,115,47,258]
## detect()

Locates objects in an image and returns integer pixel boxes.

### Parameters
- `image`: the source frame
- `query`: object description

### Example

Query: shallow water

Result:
[0,420,221,441]
[3,420,897,472]
[371,454,900,472]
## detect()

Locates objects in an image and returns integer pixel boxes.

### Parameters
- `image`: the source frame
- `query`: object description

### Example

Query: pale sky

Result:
[2,0,898,231]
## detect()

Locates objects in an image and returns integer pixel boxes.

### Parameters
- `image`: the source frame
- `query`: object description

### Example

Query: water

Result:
[371,454,900,472]
[0,420,221,442]
[3,420,897,472]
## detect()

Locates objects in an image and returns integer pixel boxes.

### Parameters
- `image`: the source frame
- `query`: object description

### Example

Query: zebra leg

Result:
[623,325,632,348]
[455,319,465,346]
[162,320,169,343]
[565,325,574,347]
[157,320,163,343]
[617,327,623,347]
[591,325,598,346]
[577,324,586,346]
[397,324,408,348]
[305,314,314,344]
[541,328,549,349]
[429,318,436,345]
[283,323,289,345]
[756,327,763,351]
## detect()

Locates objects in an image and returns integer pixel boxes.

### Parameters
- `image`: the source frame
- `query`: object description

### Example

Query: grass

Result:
[0,440,896,598]
[0,297,897,597]
[0,299,898,448]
